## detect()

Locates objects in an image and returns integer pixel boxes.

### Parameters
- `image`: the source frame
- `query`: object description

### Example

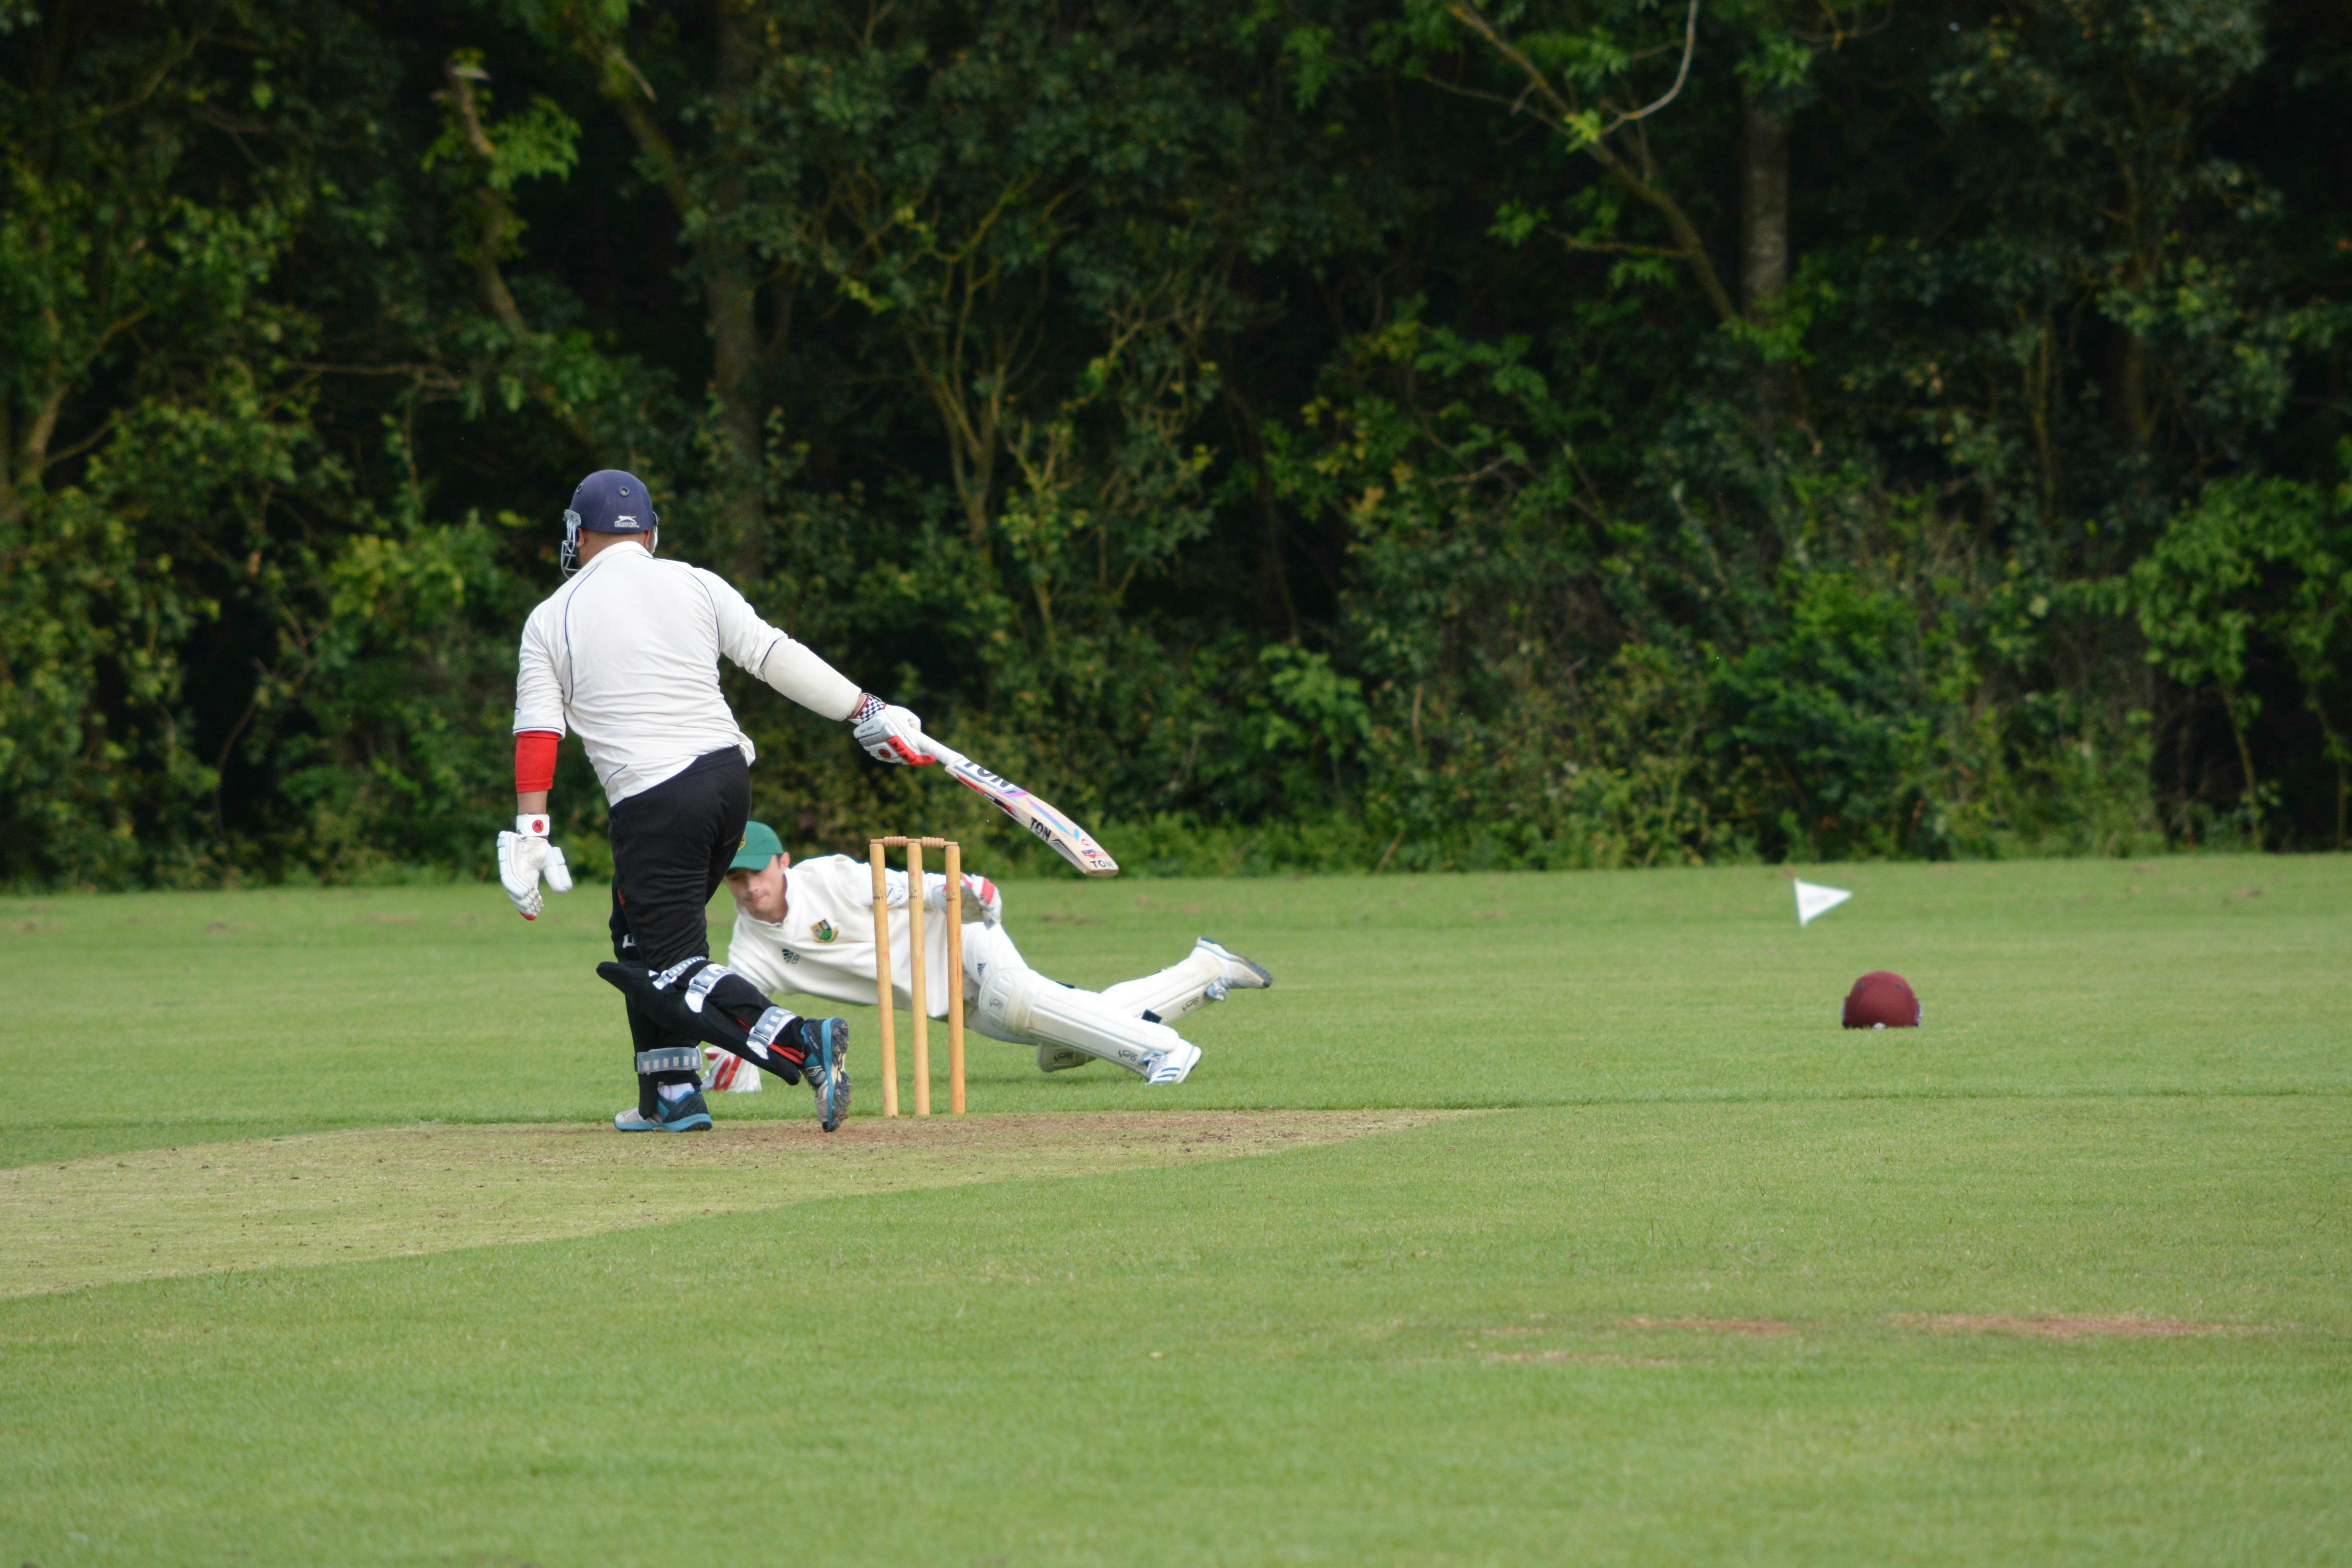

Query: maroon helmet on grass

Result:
[1842,971,1920,1029]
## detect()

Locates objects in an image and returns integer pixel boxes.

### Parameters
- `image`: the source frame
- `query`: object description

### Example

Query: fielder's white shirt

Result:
[512,541,862,804]
[726,855,1020,1018]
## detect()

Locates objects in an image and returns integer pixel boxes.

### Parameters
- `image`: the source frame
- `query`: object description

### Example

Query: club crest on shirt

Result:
[811,919,837,944]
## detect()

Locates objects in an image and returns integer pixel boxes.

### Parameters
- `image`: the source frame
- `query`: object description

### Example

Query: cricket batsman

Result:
[497,468,936,1134]
[715,821,1274,1087]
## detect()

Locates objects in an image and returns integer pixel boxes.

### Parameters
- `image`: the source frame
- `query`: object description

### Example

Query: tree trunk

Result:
[577,13,769,574]
[2117,325,2152,446]
[1219,381,1299,639]
[1740,91,1794,421]
[2221,691,2261,850]
[0,399,17,525]
[1739,93,1789,316]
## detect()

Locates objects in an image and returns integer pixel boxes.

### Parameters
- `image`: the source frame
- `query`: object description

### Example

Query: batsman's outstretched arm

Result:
[701,568,933,765]
[703,569,863,722]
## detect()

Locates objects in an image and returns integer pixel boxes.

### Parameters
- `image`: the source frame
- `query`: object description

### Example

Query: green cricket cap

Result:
[730,820,784,873]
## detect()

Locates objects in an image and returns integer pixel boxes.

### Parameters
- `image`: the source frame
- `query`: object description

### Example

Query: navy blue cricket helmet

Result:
[561,469,661,574]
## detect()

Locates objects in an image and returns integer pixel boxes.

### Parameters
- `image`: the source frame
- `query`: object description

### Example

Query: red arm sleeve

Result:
[515,731,560,795]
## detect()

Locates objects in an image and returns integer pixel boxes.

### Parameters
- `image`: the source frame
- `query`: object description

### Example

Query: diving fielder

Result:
[717,821,1273,1085]
[497,468,936,1133]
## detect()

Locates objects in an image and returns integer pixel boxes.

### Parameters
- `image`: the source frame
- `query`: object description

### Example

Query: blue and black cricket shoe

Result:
[799,1016,851,1132]
[613,1089,714,1133]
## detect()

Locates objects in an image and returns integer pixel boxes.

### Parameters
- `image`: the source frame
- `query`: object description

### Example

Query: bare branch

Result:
[1447,0,1700,146]
[1444,0,1734,324]
[435,59,526,331]
[1445,4,1579,127]
[439,61,499,164]
[1791,1,1894,49]
[1592,0,1701,140]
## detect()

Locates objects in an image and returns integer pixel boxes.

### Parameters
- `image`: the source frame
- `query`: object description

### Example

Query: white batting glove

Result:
[849,695,933,766]
[922,873,1002,926]
[497,813,573,920]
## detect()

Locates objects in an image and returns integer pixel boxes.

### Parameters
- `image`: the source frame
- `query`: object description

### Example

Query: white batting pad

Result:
[977,964,1193,1080]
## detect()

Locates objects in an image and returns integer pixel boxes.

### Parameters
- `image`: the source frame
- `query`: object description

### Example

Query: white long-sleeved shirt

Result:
[726,855,1018,1017]
[512,542,862,804]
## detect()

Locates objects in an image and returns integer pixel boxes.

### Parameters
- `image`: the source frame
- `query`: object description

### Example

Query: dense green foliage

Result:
[3,0,2347,885]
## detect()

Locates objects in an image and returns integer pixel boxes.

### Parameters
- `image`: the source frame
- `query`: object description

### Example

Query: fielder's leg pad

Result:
[978,965,1196,1080]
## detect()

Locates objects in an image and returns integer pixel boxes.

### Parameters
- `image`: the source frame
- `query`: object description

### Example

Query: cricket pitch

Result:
[2,1110,1466,1298]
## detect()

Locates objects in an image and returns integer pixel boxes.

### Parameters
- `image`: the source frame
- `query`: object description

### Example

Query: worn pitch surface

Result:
[1,1111,1450,1297]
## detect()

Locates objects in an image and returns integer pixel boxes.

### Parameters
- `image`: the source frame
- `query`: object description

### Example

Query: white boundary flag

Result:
[1794,879,1852,927]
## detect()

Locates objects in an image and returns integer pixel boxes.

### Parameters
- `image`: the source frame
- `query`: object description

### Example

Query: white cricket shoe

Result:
[1194,937,1272,1002]
[1144,1042,1201,1085]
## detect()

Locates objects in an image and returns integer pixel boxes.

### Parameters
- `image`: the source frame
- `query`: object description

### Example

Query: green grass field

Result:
[3,855,2347,1564]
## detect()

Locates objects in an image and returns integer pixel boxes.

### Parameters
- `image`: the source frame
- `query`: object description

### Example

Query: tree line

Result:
[3,0,2347,887]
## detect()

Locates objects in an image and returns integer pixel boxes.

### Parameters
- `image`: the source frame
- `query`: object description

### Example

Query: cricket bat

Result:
[918,740,1120,877]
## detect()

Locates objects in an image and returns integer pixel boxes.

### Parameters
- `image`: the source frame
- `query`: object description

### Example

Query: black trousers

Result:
[607,748,751,1077]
